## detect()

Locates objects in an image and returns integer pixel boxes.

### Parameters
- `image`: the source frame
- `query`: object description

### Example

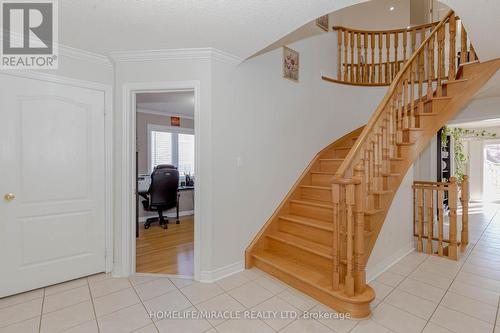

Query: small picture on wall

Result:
[283,46,299,82]
[316,14,329,31]
[170,116,181,127]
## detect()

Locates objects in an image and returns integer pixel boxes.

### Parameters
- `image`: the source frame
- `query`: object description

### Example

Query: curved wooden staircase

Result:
[245,11,500,317]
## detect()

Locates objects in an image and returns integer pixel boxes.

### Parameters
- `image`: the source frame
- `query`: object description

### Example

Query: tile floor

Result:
[1,202,500,333]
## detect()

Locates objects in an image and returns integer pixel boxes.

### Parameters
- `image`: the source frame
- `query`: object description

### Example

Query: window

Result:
[149,125,194,175]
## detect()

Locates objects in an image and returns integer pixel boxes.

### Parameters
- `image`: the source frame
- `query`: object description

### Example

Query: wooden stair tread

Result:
[266,231,332,259]
[370,189,393,195]
[334,146,352,150]
[300,185,331,191]
[289,199,333,209]
[311,171,336,175]
[381,172,400,177]
[319,158,344,162]
[279,214,333,231]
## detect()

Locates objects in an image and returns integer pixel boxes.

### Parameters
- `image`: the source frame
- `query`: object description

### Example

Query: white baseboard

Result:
[366,242,415,283]
[199,260,245,283]
[139,210,194,223]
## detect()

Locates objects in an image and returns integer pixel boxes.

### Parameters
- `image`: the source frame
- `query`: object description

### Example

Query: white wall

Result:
[367,166,415,280]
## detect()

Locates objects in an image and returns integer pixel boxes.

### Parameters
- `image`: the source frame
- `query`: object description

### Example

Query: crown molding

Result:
[109,47,243,64]
[59,44,113,68]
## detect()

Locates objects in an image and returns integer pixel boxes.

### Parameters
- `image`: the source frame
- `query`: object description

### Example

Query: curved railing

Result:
[332,16,477,86]
[329,10,476,296]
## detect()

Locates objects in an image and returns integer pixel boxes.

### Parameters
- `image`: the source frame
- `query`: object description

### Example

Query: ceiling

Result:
[59,0,367,59]
[136,91,194,118]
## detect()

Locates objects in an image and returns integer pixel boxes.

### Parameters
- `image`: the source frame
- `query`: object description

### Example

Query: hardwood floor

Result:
[136,215,194,276]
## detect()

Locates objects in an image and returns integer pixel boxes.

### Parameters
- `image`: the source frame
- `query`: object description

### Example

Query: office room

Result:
[135,91,195,277]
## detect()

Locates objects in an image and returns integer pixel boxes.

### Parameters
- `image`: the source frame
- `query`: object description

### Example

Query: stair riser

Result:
[311,174,334,186]
[265,237,332,274]
[402,130,421,143]
[443,81,468,97]
[289,202,332,222]
[278,220,332,246]
[301,187,332,202]
[333,148,350,158]
[319,160,341,172]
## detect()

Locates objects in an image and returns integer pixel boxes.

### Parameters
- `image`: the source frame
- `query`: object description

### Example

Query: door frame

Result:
[121,80,201,280]
[0,70,114,274]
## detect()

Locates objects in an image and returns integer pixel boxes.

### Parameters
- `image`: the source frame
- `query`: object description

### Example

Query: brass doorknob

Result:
[4,193,15,201]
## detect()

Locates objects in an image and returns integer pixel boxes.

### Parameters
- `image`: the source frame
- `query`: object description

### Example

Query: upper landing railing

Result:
[330,17,477,86]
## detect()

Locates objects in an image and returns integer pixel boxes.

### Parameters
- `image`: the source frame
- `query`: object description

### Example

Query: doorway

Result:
[123,81,201,280]
[135,91,195,276]
[484,142,500,203]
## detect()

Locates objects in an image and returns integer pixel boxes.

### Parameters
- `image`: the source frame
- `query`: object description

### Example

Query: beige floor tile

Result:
[253,275,288,294]
[133,278,176,301]
[169,277,195,289]
[370,281,394,300]
[44,278,88,296]
[455,271,500,292]
[375,271,406,287]
[251,296,300,331]
[384,289,438,320]
[93,288,141,317]
[89,277,131,298]
[64,320,99,333]
[430,306,494,333]
[156,307,211,333]
[448,280,500,306]
[215,272,251,291]
[128,274,160,286]
[97,303,152,333]
[239,268,265,281]
[216,318,274,333]
[408,267,453,289]
[40,300,94,333]
[0,317,39,333]
[195,293,245,326]
[350,320,393,333]
[143,289,192,320]
[277,288,317,311]
[0,298,42,328]
[180,282,224,305]
[43,285,90,314]
[227,281,273,308]
[0,289,44,310]
[308,303,357,333]
[131,323,159,333]
[387,261,417,276]
[86,273,112,284]
[397,278,446,302]
[372,302,427,333]
[441,291,497,323]
[279,318,332,333]
[421,322,454,333]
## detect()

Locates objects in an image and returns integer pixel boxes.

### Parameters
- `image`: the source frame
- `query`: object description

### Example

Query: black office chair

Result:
[141,164,180,229]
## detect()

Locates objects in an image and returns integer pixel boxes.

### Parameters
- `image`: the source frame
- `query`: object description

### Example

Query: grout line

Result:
[87,278,101,333]
[128,278,160,333]
[495,290,500,330]
[38,288,45,333]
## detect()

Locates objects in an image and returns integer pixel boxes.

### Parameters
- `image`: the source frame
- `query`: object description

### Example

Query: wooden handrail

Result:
[335,10,455,178]
[332,21,439,35]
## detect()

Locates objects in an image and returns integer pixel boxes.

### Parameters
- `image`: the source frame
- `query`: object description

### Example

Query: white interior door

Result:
[0,75,106,297]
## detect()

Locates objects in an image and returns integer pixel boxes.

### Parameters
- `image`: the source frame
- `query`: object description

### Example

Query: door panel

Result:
[0,75,106,297]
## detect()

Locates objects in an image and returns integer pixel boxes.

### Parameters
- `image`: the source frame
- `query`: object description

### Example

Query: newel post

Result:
[460,175,469,246]
[353,161,366,293]
[448,177,458,260]
[345,182,355,297]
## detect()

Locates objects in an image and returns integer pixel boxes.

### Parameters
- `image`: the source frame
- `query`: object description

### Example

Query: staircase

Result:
[245,10,500,318]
